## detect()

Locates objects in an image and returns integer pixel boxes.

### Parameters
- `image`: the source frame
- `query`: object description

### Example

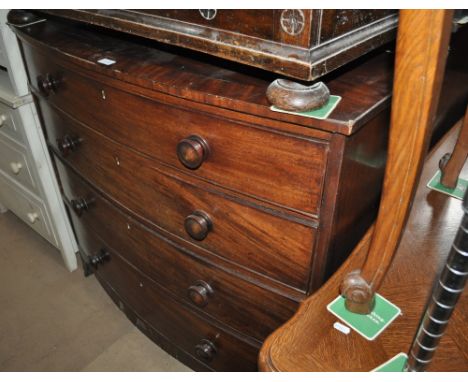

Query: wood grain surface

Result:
[259,74,468,373]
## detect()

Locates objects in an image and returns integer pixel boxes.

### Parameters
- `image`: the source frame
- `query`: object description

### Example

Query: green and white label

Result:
[372,352,408,372]
[270,95,342,120]
[427,170,467,200]
[327,293,401,341]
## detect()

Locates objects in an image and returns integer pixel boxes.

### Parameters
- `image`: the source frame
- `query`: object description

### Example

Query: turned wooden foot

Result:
[340,270,375,314]
[440,105,468,189]
[266,79,330,112]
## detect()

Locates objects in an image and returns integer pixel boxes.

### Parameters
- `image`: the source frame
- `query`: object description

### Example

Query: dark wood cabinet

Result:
[10,12,395,371]
[39,9,398,81]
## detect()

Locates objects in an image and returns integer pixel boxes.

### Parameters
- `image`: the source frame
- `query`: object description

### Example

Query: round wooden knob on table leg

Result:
[184,210,212,241]
[176,135,210,169]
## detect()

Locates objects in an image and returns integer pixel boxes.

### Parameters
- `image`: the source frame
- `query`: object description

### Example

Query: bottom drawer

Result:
[0,173,56,245]
[73,222,259,371]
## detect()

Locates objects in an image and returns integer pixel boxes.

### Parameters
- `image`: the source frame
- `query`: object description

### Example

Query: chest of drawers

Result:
[12,15,392,370]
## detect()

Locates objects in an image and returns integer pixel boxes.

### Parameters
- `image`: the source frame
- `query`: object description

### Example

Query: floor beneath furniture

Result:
[0,211,191,371]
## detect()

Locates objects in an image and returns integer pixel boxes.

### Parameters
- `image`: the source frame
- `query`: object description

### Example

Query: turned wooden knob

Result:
[57,135,81,157]
[184,210,212,241]
[188,280,214,307]
[71,197,94,217]
[195,339,217,362]
[89,248,110,268]
[266,79,330,112]
[176,135,210,169]
[10,161,23,175]
[7,10,43,26]
[37,74,60,97]
[27,212,39,224]
[0,114,6,127]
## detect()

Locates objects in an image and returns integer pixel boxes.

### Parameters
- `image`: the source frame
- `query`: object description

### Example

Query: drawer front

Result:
[139,10,279,42]
[0,134,36,192]
[57,159,298,341]
[23,45,327,215]
[0,174,55,244]
[0,102,23,143]
[42,104,316,290]
[73,224,259,371]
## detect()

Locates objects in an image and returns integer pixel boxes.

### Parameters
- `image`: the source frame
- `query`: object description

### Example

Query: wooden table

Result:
[259,124,468,371]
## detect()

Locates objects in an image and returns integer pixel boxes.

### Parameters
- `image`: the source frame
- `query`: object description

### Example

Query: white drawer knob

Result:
[0,114,6,127]
[10,161,23,175]
[27,212,39,224]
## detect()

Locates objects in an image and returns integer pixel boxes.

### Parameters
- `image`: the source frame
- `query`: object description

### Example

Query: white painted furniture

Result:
[0,10,77,271]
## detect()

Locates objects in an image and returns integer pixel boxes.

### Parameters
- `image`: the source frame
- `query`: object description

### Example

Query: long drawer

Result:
[42,103,317,290]
[73,222,259,371]
[0,133,37,192]
[56,159,298,341]
[23,45,328,216]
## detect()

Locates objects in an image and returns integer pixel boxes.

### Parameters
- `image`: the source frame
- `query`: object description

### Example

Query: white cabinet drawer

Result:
[0,174,56,245]
[0,49,6,68]
[0,101,23,142]
[0,134,36,192]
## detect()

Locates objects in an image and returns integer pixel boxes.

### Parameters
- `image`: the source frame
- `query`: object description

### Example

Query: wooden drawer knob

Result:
[188,280,213,307]
[57,135,81,157]
[184,210,212,241]
[89,248,110,268]
[37,74,60,97]
[71,197,94,217]
[26,212,39,224]
[195,339,217,362]
[176,135,210,169]
[10,162,23,175]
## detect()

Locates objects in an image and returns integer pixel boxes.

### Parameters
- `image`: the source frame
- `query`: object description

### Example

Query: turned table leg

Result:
[266,79,330,112]
[440,105,468,189]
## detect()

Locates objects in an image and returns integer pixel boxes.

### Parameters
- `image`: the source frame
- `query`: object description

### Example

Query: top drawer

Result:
[21,45,328,216]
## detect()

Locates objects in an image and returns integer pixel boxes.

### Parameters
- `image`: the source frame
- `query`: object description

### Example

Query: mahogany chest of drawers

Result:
[11,14,393,371]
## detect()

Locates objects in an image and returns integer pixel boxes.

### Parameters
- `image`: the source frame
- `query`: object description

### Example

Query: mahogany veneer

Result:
[11,15,395,370]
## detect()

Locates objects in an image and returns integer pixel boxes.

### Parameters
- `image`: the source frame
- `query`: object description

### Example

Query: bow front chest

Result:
[11,15,392,371]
